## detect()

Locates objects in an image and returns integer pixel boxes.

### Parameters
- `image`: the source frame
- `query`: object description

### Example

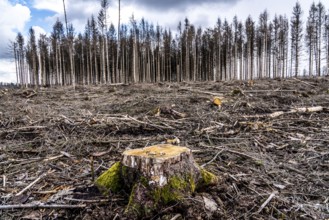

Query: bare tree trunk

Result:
[105,37,110,83]
[309,47,313,76]
[13,44,19,85]
[69,45,75,87]
[133,40,137,83]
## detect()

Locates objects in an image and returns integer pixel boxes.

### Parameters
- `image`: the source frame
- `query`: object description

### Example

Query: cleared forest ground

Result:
[0,77,329,219]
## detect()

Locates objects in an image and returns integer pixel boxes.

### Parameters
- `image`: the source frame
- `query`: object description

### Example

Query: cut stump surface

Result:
[122,144,194,187]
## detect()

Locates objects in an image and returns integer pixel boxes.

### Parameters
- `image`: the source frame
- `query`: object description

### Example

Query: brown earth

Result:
[0,77,329,219]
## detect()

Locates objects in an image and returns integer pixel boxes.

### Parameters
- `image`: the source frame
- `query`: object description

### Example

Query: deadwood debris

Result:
[0,78,329,219]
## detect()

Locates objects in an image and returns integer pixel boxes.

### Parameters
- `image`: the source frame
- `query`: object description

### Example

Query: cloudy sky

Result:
[1,0,329,83]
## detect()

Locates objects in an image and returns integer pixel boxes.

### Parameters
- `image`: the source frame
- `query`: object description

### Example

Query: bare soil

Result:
[0,77,329,219]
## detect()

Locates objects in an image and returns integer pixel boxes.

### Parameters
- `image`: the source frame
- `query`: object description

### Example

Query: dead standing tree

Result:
[290,2,303,77]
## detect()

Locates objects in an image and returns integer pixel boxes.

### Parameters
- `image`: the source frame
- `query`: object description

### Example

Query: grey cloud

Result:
[127,0,240,11]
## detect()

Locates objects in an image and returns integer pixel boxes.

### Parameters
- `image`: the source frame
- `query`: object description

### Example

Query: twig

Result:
[292,78,317,88]
[180,88,224,97]
[0,203,86,210]
[200,125,223,133]
[64,197,114,203]
[43,154,64,162]
[307,151,329,161]
[15,172,47,196]
[160,107,186,118]
[244,89,297,93]
[127,116,173,130]
[257,191,277,213]
[91,147,113,157]
[201,149,225,168]
[26,91,37,98]
[170,214,182,220]
[200,143,261,161]
[280,164,306,176]
[91,156,95,181]
[113,213,120,220]
[227,149,260,161]
[60,151,74,158]
[16,126,47,131]
[2,175,6,188]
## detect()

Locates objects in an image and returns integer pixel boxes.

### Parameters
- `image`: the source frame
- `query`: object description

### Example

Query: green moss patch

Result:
[199,168,219,187]
[95,162,123,195]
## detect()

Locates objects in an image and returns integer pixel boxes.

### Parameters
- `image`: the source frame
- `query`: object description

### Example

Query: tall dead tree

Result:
[325,11,329,75]
[245,16,255,80]
[258,11,269,79]
[315,3,325,76]
[27,28,39,87]
[116,0,121,83]
[306,3,317,76]
[290,2,303,77]
[15,33,27,86]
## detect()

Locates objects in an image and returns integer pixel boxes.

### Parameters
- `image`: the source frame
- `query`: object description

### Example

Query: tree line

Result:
[12,1,329,87]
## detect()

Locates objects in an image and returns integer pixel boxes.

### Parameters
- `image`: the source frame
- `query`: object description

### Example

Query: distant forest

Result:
[12,1,329,87]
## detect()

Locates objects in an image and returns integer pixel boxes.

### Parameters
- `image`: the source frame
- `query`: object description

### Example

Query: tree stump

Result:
[95,144,218,217]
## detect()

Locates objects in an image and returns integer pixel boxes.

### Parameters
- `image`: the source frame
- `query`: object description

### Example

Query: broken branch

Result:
[257,191,277,214]
[0,203,86,210]
[15,172,47,196]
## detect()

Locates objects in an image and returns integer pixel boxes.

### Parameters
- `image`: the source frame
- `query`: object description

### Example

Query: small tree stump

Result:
[95,144,218,217]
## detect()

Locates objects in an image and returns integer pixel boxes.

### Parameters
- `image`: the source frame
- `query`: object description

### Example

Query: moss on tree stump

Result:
[95,144,219,218]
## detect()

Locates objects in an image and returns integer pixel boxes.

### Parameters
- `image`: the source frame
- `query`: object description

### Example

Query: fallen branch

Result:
[280,164,306,176]
[16,126,47,131]
[270,106,324,118]
[0,203,86,210]
[64,197,115,203]
[290,106,323,113]
[180,88,224,98]
[200,124,224,133]
[245,106,325,118]
[257,191,277,213]
[127,115,174,130]
[15,172,47,196]
[43,154,64,162]
[244,89,297,93]
[170,214,182,220]
[292,78,317,88]
[307,151,329,161]
[201,149,225,168]
[160,106,187,118]
[3,175,6,188]
[199,143,261,161]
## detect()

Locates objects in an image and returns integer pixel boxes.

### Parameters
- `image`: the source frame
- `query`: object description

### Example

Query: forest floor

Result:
[0,77,329,220]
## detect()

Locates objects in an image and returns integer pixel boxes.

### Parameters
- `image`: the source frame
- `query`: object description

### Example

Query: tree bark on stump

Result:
[95,144,218,217]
